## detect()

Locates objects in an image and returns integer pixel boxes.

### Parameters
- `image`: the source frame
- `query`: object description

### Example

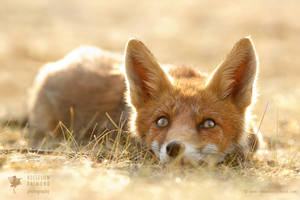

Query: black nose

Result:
[166,141,183,158]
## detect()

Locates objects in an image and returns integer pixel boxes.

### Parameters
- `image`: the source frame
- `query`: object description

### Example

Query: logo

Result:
[8,175,22,193]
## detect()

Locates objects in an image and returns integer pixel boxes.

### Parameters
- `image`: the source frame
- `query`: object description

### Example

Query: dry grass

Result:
[0,0,300,199]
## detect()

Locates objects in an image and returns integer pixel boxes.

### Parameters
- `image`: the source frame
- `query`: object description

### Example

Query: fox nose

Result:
[166,141,184,158]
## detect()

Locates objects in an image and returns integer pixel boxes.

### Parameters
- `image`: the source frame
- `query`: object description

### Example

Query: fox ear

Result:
[124,38,171,108]
[206,37,258,108]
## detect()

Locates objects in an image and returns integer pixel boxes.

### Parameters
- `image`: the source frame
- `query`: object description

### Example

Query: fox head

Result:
[124,38,258,165]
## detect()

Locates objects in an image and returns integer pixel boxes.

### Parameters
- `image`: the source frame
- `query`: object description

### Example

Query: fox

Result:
[28,37,263,165]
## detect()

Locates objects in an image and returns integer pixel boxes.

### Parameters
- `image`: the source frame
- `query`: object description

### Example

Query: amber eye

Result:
[199,119,216,129]
[156,117,169,128]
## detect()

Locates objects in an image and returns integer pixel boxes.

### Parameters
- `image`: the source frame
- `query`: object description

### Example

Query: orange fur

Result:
[29,38,263,164]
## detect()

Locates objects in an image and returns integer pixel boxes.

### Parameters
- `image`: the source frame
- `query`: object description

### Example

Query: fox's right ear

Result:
[124,38,171,108]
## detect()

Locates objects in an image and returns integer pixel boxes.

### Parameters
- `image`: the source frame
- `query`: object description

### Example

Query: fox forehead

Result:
[149,70,225,118]
[151,91,219,119]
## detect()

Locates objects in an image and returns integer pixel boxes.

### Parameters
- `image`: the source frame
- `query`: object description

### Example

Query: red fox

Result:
[28,37,263,164]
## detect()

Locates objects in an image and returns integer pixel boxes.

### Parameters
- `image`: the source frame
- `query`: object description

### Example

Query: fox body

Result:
[28,47,127,139]
[29,38,262,164]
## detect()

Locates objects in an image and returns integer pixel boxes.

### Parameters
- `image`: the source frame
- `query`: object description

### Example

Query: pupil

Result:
[157,117,168,127]
[206,121,213,127]
[160,119,166,125]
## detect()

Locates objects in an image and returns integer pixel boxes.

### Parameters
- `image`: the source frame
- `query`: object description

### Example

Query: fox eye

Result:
[156,117,169,128]
[199,119,216,129]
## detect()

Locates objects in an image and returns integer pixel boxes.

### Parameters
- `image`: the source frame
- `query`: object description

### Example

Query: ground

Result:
[0,0,299,199]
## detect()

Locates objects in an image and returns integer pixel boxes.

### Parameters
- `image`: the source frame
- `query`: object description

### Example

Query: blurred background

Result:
[0,0,299,141]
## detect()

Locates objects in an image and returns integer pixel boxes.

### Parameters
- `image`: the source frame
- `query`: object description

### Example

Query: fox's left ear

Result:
[206,37,258,108]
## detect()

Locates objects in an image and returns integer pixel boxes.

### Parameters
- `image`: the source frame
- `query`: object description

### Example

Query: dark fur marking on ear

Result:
[132,59,152,98]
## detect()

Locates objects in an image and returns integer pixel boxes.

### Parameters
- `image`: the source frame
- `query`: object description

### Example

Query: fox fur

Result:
[28,37,263,164]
